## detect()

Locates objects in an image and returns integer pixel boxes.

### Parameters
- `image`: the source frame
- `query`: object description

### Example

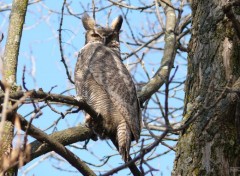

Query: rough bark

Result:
[29,125,94,162]
[1,0,29,175]
[3,0,28,84]
[173,1,240,175]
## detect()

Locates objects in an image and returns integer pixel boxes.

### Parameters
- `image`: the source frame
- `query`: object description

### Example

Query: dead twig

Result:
[58,0,75,84]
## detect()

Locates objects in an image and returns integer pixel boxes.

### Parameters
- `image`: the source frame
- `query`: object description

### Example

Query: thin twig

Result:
[108,0,154,11]
[102,130,168,176]
[92,0,96,20]
[123,32,164,60]
[22,66,28,91]
[58,0,75,84]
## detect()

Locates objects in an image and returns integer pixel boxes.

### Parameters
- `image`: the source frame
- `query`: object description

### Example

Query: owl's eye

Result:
[91,33,100,38]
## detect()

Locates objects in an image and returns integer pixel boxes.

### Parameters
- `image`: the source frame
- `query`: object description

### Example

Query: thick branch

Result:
[1,0,29,175]
[18,114,96,176]
[30,125,94,162]
[3,0,28,84]
[138,0,177,104]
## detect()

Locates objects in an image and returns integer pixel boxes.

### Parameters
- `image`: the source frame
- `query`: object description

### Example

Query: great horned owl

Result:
[74,13,142,161]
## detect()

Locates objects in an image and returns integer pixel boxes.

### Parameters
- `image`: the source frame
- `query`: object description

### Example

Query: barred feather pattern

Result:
[117,118,131,161]
[75,42,141,161]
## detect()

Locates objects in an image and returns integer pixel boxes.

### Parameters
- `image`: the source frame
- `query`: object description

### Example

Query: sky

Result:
[0,0,190,175]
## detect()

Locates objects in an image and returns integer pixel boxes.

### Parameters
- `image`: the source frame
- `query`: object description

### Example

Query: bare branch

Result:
[28,125,94,162]
[108,0,154,11]
[124,32,164,60]
[138,0,177,104]
[18,114,96,176]
[58,0,75,84]
[0,89,100,121]
[102,130,169,176]
[0,0,41,12]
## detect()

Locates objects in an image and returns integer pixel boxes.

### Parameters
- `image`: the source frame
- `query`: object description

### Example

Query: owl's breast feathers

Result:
[75,43,141,142]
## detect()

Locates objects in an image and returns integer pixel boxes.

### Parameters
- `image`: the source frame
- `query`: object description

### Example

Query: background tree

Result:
[5,0,239,175]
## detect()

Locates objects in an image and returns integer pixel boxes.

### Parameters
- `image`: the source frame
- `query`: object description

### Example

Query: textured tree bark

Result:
[173,1,240,175]
[29,125,94,162]
[1,0,29,175]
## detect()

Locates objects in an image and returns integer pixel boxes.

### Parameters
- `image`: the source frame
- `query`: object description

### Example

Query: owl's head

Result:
[82,13,123,49]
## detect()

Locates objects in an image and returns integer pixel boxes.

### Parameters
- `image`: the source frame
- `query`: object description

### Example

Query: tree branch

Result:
[0,0,41,12]
[138,0,177,104]
[1,0,29,175]
[18,114,96,176]
[3,0,28,85]
[0,89,100,119]
[102,130,168,176]
[58,0,75,84]
[29,125,94,162]
[108,0,154,11]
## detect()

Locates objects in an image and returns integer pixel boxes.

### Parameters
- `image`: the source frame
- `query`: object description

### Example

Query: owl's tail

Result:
[117,119,131,162]
[110,125,142,176]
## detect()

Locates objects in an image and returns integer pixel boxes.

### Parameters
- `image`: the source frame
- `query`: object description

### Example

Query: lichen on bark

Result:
[173,0,240,175]
[1,0,29,175]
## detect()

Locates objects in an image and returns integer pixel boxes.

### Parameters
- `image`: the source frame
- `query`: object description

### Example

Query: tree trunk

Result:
[173,1,240,175]
[1,0,29,175]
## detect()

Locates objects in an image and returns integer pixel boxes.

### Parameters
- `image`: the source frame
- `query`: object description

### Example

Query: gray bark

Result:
[1,0,28,175]
[173,1,240,175]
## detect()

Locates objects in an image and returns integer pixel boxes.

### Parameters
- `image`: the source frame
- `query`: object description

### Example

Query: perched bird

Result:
[74,13,142,161]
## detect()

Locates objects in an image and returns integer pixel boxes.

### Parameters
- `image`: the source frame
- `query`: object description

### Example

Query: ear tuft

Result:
[82,13,95,30]
[111,16,123,32]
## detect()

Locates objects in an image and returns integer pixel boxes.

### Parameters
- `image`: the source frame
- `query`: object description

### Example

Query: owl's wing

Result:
[81,43,141,141]
[74,44,91,99]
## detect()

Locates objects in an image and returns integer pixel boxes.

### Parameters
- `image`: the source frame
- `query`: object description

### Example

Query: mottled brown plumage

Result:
[74,13,142,161]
